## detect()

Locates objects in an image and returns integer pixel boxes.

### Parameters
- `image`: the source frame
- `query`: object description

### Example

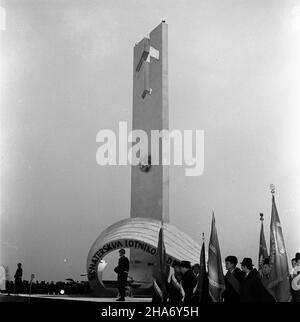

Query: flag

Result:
[208,213,225,302]
[152,226,169,302]
[258,213,268,271]
[197,237,210,302]
[268,194,292,302]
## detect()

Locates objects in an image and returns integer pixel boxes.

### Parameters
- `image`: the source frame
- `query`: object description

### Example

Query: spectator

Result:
[14,263,23,294]
[222,255,244,302]
[291,252,300,302]
[180,261,197,303]
[167,260,183,303]
[259,258,276,302]
[192,264,200,277]
[240,257,271,302]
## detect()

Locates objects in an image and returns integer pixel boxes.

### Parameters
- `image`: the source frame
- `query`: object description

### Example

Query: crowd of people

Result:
[3,250,300,302]
[5,279,91,296]
[161,252,300,303]
[110,248,300,303]
[4,263,91,296]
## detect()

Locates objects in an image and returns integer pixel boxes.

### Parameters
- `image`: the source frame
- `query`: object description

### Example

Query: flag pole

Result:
[202,232,205,272]
[258,212,268,271]
[268,183,292,301]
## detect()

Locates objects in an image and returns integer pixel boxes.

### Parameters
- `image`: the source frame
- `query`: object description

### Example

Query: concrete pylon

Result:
[130,22,169,284]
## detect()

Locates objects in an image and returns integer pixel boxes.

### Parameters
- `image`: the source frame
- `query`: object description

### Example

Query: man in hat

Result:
[240,257,268,302]
[114,249,129,301]
[167,260,184,303]
[180,261,197,303]
[222,256,244,302]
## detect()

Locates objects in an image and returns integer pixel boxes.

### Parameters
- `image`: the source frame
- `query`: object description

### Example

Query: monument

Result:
[130,21,169,285]
[87,22,201,297]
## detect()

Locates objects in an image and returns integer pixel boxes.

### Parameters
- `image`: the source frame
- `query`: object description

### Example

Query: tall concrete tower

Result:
[130,22,169,283]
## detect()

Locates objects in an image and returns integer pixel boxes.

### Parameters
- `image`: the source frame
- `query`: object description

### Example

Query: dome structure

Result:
[87,217,202,295]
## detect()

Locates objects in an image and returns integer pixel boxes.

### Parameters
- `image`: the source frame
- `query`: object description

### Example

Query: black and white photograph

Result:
[0,0,299,319]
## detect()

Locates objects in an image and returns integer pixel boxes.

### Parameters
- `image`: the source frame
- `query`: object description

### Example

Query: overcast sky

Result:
[1,0,300,282]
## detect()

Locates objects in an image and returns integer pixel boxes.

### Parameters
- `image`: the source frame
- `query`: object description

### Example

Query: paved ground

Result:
[0,293,152,302]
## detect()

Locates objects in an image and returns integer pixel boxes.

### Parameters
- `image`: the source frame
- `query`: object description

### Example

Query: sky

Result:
[0,0,300,282]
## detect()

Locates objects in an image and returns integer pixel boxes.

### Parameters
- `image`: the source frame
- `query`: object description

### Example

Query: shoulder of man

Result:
[252,269,261,280]
[120,256,129,267]
[186,270,197,282]
[234,267,244,280]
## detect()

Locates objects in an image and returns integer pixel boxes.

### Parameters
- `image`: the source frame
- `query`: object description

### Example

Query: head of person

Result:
[172,260,181,274]
[293,253,300,267]
[176,273,183,282]
[225,256,238,271]
[192,264,200,276]
[295,253,300,266]
[17,263,22,268]
[291,258,296,268]
[262,258,271,276]
[180,261,191,274]
[119,249,126,257]
[240,258,254,273]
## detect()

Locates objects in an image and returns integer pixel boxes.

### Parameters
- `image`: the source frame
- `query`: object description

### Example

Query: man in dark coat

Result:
[14,263,23,294]
[240,257,274,302]
[260,258,276,302]
[180,261,197,303]
[114,249,129,301]
[222,256,244,302]
[167,260,183,303]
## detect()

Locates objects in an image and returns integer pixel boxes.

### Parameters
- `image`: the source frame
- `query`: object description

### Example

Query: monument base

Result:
[87,217,201,297]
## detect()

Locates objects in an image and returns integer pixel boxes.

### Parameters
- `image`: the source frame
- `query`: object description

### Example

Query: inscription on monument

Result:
[88,238,174,281]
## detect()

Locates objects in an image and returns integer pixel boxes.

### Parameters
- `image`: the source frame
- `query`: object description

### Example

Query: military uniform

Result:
[114,255,129,300]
